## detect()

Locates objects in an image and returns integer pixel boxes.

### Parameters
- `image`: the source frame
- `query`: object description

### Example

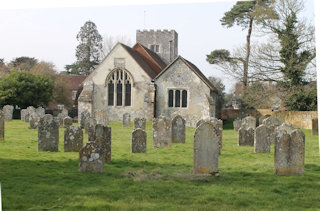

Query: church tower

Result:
[136,29,178,65]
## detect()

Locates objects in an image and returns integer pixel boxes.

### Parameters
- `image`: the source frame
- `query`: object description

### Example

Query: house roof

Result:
[65,75,87,90]
[154,56,217,92]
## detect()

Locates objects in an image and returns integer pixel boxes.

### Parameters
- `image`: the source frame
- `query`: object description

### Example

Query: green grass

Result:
[0,120,319,210]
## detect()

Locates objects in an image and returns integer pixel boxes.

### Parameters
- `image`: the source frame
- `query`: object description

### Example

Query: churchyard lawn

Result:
[0,120,319,210]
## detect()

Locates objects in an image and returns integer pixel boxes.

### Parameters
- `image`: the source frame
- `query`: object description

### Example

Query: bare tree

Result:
[101,34,132,58]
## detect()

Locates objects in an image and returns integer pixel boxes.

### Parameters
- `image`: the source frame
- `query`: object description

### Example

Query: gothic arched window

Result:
[106,69,132,106]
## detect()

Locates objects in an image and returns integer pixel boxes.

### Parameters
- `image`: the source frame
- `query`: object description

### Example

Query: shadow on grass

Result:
[1,157,320,210]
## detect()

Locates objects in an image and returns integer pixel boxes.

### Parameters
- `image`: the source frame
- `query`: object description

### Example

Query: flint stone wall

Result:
[38,114,59,152]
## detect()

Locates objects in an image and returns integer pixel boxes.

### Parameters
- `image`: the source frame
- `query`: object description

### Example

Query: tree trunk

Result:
[243,18,253,90]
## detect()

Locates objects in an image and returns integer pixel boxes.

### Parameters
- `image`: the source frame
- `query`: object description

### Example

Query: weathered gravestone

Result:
[3,105,14,121]
[38,114,59,152]
[254,124,270,153]
[87,118,97,142]
[25,106,36,122]
[172,115,185,143]
[20,109,27,121]
[233,118,242,131]
[79,142,105,173]
[85,117,97,134]
[312,118,318,136]
[80,111,90,129]
[133,117,146,130]
[94,110,107,125]
[94,124,111,163]
[258,115,271,125]
[57,113,67,127]
[29,112,41,129]
[241,116,256,130]
[196,119,205,128]
[123,113,131,127]
[64,125,83,152]
[0,110,4,141]
[36,107,45,117]
[274,129,305,175]
[262,116,281,144]
[61,108,68,117]
[63,116,73,128]
[276,123,294,134]
[193,121,219,175]
[238,127,254,146]
[132,128,147,153]
[153,115,172,148]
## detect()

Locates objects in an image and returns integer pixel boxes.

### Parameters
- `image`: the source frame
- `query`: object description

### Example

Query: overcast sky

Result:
[0,0,317,93]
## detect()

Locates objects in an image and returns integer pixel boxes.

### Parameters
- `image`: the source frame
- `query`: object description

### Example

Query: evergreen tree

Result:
[207,0,276,90]
[66,21,103,75]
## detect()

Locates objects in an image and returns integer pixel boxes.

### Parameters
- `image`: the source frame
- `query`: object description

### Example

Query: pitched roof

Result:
[154,56,217,92]
[133,43,167,75]
[65,75,87,90]
[120,43,159,79]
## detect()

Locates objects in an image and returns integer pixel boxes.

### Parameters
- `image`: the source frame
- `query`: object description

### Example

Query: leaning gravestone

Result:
[3,105,14,121]
[87,118,97,142]
[153,115,172,148]
[193,121,219,175]
[254,124,270,153]
[63,116,73,128]
[172,115,186,143]
[38,114,59,152]
[64,125,83,152]
[312,118,318,136]
[133,117,146,130]
[233,118,242,131]
[241,116,256,130]
[123,113,131,127]
[132,128,147,153]
[94,124,111,163]
[20,109,27,121]
[79,142,105,173]
[274,129,305,175]
[0,110,4,141]
[238,127,254,146]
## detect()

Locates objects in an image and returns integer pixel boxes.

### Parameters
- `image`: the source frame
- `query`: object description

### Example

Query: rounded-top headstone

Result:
[172,115,186,143]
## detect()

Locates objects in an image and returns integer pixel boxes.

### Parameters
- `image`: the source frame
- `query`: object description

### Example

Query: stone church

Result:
[78,29,219,126]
